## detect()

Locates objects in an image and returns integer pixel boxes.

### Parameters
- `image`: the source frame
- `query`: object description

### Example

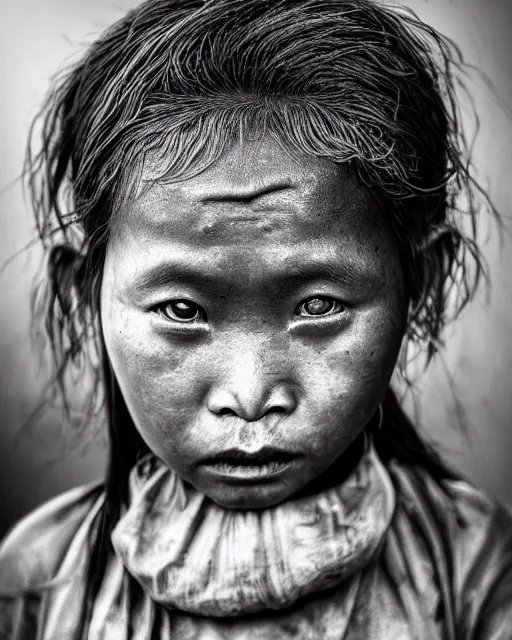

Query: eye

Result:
[155,299,206,323]
[295,296,345,317]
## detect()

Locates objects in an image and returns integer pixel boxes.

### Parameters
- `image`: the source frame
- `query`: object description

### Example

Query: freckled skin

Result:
[101,137,407,510]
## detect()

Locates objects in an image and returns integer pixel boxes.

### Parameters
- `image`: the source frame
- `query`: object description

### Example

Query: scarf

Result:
[111,438,395,617]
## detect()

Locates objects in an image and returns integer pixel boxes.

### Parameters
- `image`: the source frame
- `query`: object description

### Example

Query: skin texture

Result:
[101,136,407,510]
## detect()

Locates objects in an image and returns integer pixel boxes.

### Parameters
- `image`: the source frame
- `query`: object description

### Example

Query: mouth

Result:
[198,447,300,484]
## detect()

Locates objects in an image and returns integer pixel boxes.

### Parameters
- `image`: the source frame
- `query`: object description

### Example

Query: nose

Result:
[206,343,298,421]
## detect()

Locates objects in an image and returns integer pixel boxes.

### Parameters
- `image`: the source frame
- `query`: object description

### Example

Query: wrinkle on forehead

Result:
[113,136,383,249]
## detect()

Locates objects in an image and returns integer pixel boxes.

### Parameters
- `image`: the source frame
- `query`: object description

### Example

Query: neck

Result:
[293,429,367,500]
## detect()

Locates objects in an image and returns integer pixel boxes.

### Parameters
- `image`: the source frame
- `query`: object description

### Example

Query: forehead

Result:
[115,137,385,253]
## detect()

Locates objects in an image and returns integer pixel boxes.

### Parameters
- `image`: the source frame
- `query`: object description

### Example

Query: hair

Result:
[24,0,498,621]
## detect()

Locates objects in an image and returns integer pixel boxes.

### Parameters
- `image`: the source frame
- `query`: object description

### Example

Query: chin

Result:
[206,482,297,511]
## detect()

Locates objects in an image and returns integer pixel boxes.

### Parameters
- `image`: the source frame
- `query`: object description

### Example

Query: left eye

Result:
[295,296,345,317]
[155,299,205,323]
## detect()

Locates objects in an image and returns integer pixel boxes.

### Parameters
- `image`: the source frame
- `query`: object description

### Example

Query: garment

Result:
[1,441,512,639]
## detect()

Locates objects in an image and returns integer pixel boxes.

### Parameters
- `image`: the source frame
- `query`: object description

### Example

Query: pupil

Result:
[305,298,333,315]
[170,301,197,319]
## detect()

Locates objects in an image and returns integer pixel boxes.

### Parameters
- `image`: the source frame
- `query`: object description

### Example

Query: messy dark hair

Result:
[24,0,497,620]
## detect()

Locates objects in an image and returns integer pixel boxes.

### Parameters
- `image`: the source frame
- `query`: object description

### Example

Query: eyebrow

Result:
[282,258,375,287]
[130,262,226,292]
[128,254,381,294]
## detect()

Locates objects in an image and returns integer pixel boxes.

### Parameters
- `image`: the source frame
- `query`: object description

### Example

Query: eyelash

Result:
[154,299,206,324]
[153,296,347,324]
[294,296,346,318]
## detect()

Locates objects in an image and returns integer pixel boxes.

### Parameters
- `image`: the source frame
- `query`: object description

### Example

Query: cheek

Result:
[331,310,403,379]
[102,307,207,431]
[301,301,404,423]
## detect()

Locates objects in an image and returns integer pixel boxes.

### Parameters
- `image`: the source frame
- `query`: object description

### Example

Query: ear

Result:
[415,223,457,253]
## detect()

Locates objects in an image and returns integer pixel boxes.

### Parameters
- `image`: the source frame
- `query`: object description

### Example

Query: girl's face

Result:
[101,137,407,510]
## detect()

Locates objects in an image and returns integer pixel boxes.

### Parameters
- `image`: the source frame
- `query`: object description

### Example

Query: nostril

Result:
[218,407,237,417]
[217,405,288,420]
[264,406,287,417]
[207,385,297,420]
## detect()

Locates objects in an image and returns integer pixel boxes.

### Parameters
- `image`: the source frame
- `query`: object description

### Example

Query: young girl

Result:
[1,0,511,637]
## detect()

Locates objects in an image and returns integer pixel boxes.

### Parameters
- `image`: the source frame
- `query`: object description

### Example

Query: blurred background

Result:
[1,0,512,538]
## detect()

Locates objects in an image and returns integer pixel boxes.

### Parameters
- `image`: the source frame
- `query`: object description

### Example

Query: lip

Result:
[199,447,300,484]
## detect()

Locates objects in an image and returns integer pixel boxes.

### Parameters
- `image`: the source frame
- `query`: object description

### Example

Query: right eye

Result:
[154,299,206,323]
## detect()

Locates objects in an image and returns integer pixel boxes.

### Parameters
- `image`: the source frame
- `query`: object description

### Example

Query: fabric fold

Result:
[111,439,396,616]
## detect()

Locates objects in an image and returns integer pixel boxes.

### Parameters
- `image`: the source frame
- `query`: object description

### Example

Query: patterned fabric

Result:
[1,444,512,639]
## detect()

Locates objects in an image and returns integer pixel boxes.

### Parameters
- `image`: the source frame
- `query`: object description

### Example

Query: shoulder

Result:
[388,460,512,636]
[389,457,512,536]
[389,459,512,565]
[0,480,105,593]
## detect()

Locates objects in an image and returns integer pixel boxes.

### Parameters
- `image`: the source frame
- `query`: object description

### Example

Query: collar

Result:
[112,437,395,616]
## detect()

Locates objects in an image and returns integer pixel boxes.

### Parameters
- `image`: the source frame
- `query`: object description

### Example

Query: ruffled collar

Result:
[111,437,395,617]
